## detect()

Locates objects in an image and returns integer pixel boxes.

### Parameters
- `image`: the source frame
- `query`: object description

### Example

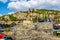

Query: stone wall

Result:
[11,22,53,40]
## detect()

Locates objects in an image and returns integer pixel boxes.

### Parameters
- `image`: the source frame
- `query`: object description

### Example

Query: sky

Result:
[0,0,60,16]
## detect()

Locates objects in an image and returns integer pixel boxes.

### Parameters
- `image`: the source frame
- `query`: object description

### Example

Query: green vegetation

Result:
[0,9,60,23]
[32,17,40,23]
[32,17,37,23]
[56,20,60,24]
[9,15,19,21]
[0,16,5,21]
[33,9,60,23]
[5,28,10,31]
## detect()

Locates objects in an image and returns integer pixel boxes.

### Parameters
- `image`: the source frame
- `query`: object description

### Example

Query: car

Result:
[0,33,4,40]
[0,29,4,32]
[39,18,55,22]
[9,23,16,27]
[53,24,60,29]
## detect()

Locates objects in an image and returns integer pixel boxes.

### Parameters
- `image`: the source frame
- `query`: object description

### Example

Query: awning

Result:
[53,29,58,32]
[57,30,60,33]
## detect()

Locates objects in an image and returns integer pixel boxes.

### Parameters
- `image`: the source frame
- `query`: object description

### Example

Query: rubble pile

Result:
[11,22,53,40]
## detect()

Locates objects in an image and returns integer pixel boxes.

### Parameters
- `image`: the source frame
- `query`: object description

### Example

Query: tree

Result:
[0,16,5,21]
[32,17,37,23]
[56,20,60,24]
[9,15,19,21]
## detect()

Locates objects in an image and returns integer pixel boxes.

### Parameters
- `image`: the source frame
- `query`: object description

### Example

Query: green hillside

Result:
[0,9,60,23]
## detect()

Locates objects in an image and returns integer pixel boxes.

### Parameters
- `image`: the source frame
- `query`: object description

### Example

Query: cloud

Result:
[10,0,29,2]
[8,12,14,14]
[0,0,7,3]
[7,0,60,11]
[0,14,3,16]
[10,0,17,1]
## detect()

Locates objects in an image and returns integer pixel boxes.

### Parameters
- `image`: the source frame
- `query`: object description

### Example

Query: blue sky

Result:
[0,0,60,16]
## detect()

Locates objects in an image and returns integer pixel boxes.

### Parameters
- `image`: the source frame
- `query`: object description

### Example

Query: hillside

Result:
[0,9,60,23]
